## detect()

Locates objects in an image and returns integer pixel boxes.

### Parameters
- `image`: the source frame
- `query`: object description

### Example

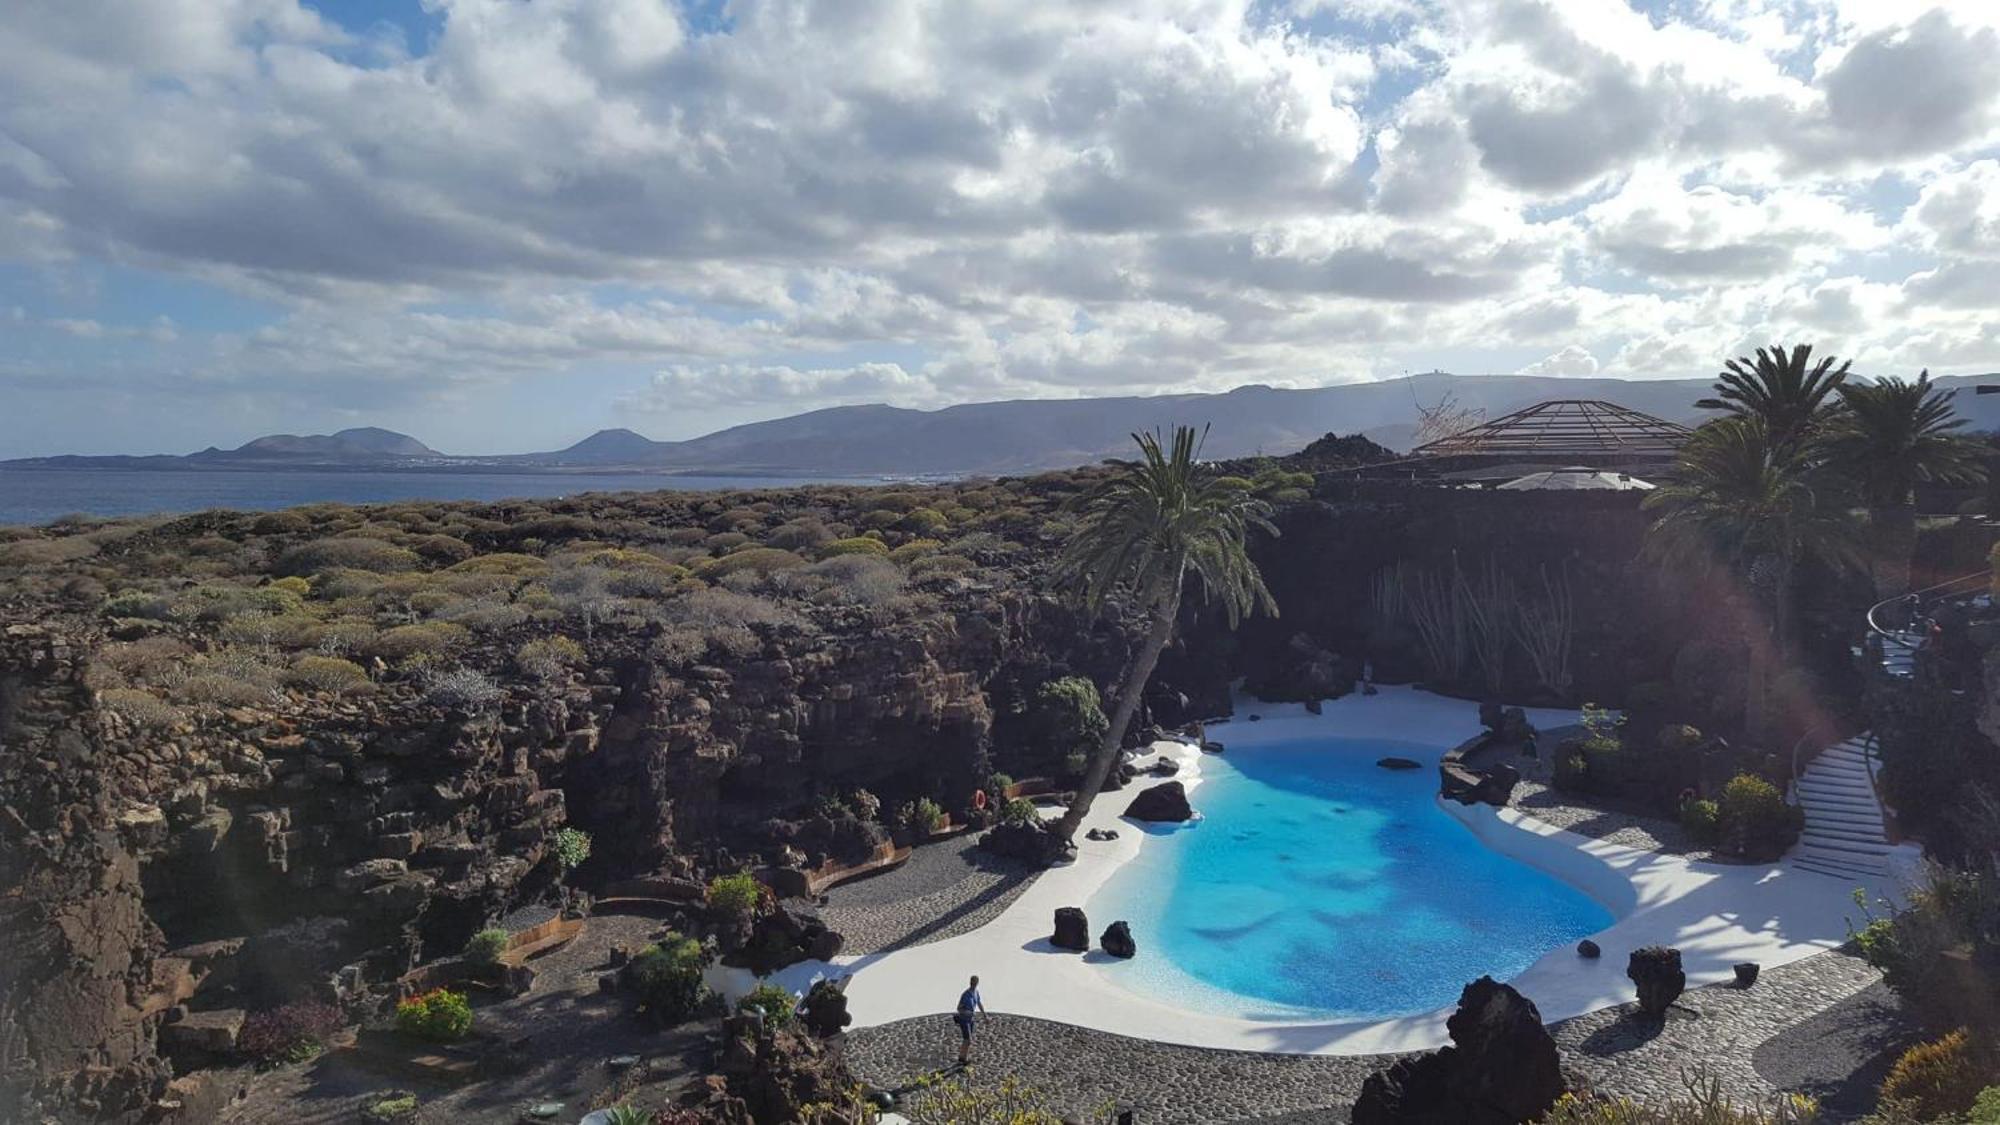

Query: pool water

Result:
[1089,737,1613,1020]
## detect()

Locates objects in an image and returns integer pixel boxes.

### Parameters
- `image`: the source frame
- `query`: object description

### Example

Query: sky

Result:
[3,0,1999,457]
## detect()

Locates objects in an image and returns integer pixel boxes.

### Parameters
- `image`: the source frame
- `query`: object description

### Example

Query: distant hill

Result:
[10,374,1999,476]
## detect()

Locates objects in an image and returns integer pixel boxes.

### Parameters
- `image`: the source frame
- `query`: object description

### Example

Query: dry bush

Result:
[446,553,549,577]
[275,538,420,577]
[98,688,182,729]
[290,655,371,694]
[0,537,100,567]
[367,622,470,663]
[807,556,906,605]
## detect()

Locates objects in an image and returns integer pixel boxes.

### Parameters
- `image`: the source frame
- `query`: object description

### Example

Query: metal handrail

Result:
[1865,571,1989,656]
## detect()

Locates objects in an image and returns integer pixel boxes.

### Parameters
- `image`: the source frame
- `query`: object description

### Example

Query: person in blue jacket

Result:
[954,974,985,1065]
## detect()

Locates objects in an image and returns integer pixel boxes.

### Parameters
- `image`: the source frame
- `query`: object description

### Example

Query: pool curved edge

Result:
[763,688,1885,1057]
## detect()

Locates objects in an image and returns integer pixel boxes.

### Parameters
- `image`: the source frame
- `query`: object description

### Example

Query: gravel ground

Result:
[845,949,1887,1123]
[1751,982,1924,1122]
[221,913,710,1124]
[1473,725,1735,863]
[820,833,1041,955]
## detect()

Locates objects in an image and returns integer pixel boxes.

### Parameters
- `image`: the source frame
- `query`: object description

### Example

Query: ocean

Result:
[0,467,878,526]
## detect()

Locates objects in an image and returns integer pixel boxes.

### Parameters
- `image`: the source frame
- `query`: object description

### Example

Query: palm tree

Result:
[1049,426,1278,845]
[1695,344,1850,452]
[1821,371,1988,598]
[1645,416,1859,740]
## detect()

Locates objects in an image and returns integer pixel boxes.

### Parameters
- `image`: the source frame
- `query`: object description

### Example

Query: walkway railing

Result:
[1864,571,1989,678]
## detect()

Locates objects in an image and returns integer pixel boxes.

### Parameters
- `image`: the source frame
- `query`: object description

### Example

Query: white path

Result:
[747,687,1899,1056]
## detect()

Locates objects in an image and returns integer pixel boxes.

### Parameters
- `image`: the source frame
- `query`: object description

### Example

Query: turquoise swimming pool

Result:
[1089,736,1613,1020]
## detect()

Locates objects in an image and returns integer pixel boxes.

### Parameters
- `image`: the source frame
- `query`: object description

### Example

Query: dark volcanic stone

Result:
[1627,946,1685,1018]
[980,821,1074,866]
[1052,907,1089,951]
[1200,741,1226,754]
[1100,921,1136,959]
[1124,781,1194,822]
[1351,976,1562,1124]
[800,979,853,1037]
[1377,757,1422,771]
[1084,828,1120,842]
[1734,962,1760,988]
[1577,939,1600,959]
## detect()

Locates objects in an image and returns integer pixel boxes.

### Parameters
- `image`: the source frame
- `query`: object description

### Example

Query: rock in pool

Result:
[1377,757,1422,771]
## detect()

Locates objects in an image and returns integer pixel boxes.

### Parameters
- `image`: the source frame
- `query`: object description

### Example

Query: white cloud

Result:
[3,0,2000,452]
[1518,344,1600,375]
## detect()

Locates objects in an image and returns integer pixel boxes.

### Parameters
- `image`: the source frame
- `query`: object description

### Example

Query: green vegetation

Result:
[736,981,797,1027]
[629,933,713,1024]
[706,872,763,915]
[463,928,509,969]
[1049,425,1277,844]
[1716,773,1801,858]
[552,827,592,870]
[898,797,945,835]
[362,1093,419,1122]
[394,988,473,1041]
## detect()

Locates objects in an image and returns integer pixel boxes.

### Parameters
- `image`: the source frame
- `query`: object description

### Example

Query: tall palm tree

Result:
[1645,416,1859,740]
[1049,426,1278,844]
[1696,344,1850,452]
[1821,371,1988,599]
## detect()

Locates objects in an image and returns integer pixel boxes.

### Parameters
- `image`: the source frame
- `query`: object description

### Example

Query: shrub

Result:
[552,827,592,870]
[98,688,180,729]
[1001,798,1040,826]
[394,988,473,1042]
[899,797,945,835]
[1027,677,1109,773]
[706,872,763,916]
[848,788,882,822]
[821,536,890,558]
[697,547,806,578]
[362,1093,419,1122]
[289,655,370,694]
[1970,1085,2000,1122]
[252,511,311,535]
[735,981,797,1027]
[422,666,502,710]
[367,621,469,662]
[600,1107,648,1125]
[464,928,510,969]
[1718,773,1801,858]
[446,552,549,577]
[102,590,173,619]
[239,1000,345,1064]
[1880,1030,1984,1121]
[629,934,712,1024]
[274,538,420,576]
[1680,799,1720,844]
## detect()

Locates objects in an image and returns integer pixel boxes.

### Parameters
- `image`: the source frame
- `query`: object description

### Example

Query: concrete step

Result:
[1798,781,1876,798]
[1793,857,1885,879]
[1796,845,1890,867]
[1798,836,1891,856]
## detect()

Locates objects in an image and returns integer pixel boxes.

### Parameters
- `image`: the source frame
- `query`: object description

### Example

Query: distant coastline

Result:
[0,466,898,527]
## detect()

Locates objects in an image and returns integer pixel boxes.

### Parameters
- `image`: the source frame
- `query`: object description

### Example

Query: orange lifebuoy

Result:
[972,789,989,810]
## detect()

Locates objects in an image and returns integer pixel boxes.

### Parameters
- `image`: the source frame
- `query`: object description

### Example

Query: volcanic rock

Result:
[1351,976,1563,1124]
[1627,946,1685,1018]
[1124,781,1194,822]
[1100,921,1136,959]
[1051,907,1090,951]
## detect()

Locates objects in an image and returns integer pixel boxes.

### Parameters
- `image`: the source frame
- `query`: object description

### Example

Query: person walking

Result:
[954,974,985,1066]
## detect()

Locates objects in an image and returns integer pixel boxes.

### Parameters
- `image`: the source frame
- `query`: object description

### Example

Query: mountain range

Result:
[10,373,1998,477]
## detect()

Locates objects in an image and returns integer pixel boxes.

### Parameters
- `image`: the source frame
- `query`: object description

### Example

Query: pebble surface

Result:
[819,833,1041,954]
[845,950,1888,1123]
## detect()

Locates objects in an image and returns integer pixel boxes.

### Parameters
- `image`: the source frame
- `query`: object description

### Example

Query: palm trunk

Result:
[1053,583,1183,843]
[1869,504,1916,600]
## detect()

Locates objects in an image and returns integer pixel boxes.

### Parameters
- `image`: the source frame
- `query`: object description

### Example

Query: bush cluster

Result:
[629,934,713,1025]
[706,872,763,916]
[462,928,510,970]
[238,1000,346,1064]
[394,988,473,1041]
[735,981,797,1027]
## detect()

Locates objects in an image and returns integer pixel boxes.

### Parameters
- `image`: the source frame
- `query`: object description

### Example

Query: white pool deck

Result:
[745,686,1904,1056]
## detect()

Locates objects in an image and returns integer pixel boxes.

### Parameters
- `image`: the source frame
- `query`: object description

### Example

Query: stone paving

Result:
[845,949,1889,1123]
[820,832,1042,955]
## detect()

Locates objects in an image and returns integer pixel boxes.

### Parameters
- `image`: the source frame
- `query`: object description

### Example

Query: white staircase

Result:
[1788,735,1893,880]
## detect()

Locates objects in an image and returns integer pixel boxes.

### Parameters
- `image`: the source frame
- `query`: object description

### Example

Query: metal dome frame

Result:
[1410,399,1692,462]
